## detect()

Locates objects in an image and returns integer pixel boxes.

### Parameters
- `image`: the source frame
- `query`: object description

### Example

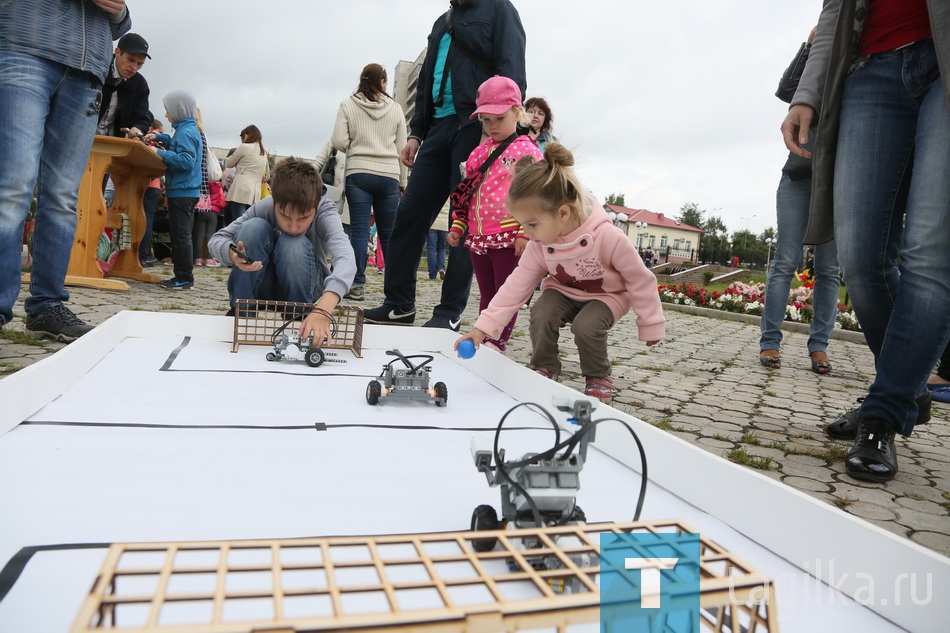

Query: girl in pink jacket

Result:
[448,76,542,352]
[455,144,665,402]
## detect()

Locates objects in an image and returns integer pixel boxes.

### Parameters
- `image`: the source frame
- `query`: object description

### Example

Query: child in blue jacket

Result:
[146,89,202,289]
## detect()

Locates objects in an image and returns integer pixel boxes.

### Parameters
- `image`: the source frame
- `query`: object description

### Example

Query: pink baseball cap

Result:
[470,76,522,120]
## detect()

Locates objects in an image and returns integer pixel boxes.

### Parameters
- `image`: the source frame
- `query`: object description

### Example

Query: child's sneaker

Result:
[194,258,204,266]
[584,375,615,402]
[205,258,221,267]
[530,365,558,381]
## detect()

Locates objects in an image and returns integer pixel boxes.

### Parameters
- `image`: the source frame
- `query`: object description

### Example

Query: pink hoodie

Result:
[474,199,666,342]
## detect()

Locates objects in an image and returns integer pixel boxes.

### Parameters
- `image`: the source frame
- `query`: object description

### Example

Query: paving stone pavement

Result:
[3,263,948,555]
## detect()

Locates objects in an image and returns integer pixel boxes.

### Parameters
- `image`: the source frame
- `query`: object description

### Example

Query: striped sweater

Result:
[0,0,131,83]
[331,94,408,188]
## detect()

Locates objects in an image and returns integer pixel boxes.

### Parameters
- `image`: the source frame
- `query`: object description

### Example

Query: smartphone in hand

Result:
[229,242,254,264]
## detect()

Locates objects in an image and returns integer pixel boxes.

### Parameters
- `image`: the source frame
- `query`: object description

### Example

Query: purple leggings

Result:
[471,247,520,348]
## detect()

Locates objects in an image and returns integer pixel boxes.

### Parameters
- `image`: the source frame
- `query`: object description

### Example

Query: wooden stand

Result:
[22,136,166,292]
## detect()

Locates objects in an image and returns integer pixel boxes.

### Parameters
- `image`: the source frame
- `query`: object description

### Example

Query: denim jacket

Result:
[0,0,131,83]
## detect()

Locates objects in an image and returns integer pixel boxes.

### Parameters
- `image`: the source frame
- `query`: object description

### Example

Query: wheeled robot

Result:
[470,398,598,593]
[266,330,325,367]
[366,349,447,406]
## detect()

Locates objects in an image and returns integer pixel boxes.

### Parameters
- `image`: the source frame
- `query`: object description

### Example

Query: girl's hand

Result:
[447,232,461,247]
[455,329,487,351]
[514,236,528,256]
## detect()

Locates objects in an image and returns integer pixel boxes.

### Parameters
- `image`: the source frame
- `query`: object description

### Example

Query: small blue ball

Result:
[457,339,476,359]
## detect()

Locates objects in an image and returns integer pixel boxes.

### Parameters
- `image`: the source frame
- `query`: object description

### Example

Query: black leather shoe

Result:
[825,391,931,440]
[845,416,898,482]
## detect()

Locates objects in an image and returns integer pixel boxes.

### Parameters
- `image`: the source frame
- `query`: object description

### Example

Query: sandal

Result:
[759,352,781,369]
[810,352,832,375]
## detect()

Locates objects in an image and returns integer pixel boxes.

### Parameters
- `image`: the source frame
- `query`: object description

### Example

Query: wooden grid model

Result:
[72,520,778,633]
[230,299,363,357]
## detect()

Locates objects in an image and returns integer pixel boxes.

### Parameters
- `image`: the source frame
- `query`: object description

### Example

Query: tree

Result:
[605,192,625,206]
[699,214,729,264]
[676,202,705,229]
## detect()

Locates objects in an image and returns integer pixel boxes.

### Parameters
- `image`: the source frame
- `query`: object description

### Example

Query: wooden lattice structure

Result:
[72,520,778,633]
[230,299,362,357]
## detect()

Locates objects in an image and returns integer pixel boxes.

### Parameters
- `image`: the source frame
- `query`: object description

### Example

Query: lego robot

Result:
[265,331,325,367]
[366,349,447,406]
[470,398,598,592]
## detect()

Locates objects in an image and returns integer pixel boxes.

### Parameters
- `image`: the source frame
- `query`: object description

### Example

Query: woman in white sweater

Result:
[331,63,407,300]
[225,124,269,220]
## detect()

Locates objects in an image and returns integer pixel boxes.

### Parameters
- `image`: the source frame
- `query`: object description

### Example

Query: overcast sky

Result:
[130,1,818,236]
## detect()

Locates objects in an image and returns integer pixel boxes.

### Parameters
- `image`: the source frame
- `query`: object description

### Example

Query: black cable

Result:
[491,404,649,525]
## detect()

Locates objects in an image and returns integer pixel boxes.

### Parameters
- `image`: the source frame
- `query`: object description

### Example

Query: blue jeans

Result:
[345,173,399,286]
[0,52,102,324]
[835,39,950,436]
[760,174,840,354]
[426,229,447,278]
[227,217,324,306]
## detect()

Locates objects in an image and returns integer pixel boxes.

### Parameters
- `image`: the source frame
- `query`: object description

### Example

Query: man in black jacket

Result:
[363,0,526,330]
[97,32,151,139]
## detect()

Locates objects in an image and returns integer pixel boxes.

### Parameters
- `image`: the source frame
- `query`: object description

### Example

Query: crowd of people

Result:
[1,0,947,486]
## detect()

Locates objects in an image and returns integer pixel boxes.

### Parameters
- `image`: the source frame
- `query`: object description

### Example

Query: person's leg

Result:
[572,300,615,378]
[0,53,53,325]
[192,213,205,263]
[432,123,483,322]
[529,290,578,376]
[834,41,950,481]
[436,230,447,274]
[166,197,197,282]
[427,230,439,279]
[344,174,372,288]
[759,173,811,362]
[230,202,250,220]
[489,248,520,348]
[140,186,160,262]
[470,252,494,312]
[375,120,457,313]
[227,217,276,306]
[807,237,840,356]
[273,232,323,303]
[370,174,400,262]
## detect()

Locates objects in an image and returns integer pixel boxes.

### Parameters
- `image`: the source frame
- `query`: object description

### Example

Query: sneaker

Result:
[845,416,898,482]
[205,258,221,267]
[423,314,461,331]
[25,304,93,342]
[530,366,559,381]
[344,284,364,301]
[194,259,204,266]
[363,304,416,325]
[160,277,194,290]
[826,392,931,440]
[584,375,616,402]
[377,268,384,274]
[438,270,445,280]
[139,258,153,268]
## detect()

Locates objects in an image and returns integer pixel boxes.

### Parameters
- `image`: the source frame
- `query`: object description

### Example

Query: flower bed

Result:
[657,282,862,331]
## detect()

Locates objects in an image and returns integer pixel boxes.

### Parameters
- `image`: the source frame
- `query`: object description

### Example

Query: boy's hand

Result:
[229,241,263,271]
[300,311,332,348]
[447,232,461,247]
[454,329,487,353]
[514,236,528,256]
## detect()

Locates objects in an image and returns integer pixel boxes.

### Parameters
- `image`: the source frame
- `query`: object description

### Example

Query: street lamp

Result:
[765,237,776,270]
[634,221,648,248]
